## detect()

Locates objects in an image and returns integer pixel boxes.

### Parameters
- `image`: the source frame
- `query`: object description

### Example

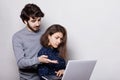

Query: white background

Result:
[0,0,120,80]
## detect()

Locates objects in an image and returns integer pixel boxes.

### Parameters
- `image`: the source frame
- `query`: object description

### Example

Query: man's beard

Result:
[27,23,40,33]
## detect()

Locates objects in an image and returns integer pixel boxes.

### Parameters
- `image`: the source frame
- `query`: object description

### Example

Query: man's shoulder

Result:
[12,28,26,39]
[16,27,26,34]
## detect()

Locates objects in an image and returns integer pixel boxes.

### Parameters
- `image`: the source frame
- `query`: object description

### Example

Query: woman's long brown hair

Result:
[40,24,67,59]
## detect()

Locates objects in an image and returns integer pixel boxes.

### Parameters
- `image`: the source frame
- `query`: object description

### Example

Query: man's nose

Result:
[36,22,40,26]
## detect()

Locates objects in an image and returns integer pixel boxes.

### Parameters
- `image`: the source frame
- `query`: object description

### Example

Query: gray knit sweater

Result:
[12,27,43,80]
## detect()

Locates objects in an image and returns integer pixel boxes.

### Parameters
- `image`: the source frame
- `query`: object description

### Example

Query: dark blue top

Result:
[37,47,66,78]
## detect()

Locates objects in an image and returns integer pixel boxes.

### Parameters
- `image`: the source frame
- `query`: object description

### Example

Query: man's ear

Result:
[24,20,27,24]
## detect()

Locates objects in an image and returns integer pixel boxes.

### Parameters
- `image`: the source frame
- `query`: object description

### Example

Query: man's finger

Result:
[48,59,58,63]
[41,55,48,58]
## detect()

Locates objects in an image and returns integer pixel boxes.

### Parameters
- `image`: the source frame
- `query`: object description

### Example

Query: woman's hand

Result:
[55,69,65,77]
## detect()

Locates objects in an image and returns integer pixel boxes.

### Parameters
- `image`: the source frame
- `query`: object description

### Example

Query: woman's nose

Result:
[57,39,61,44]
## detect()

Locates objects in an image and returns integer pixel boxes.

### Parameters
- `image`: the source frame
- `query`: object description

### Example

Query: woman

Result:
[37,24,67,80]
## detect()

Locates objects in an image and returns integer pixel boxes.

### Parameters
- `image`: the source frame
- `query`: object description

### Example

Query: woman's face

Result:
[48,32,63,48]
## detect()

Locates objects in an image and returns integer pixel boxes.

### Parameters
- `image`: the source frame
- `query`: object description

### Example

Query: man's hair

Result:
[40,24,67,59]
[20,3,44,22]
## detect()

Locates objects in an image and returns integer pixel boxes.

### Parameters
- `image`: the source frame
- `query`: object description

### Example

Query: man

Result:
[12,3,57,80]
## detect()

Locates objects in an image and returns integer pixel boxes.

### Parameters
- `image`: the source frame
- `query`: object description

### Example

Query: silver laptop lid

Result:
[62,60,97,80]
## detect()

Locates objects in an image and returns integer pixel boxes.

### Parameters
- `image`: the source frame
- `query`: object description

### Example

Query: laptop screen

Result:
[42,60,97,80]
[62,60,97,80]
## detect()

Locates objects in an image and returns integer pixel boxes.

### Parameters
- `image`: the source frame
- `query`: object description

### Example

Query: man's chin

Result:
[34,29,40,33]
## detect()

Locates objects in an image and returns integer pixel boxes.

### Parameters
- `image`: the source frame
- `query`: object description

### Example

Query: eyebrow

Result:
[31,18,41,22]
[30,17,41,20]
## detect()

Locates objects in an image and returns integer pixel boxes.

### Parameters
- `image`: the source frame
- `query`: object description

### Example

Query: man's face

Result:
[25,17,41,32]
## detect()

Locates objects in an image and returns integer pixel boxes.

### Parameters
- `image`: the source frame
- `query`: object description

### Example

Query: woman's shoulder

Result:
[41,46,49,50]
[39,47,51,53]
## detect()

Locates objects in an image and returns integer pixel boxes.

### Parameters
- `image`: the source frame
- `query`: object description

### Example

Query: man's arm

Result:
[12,35,39,69]
[12,35,58,69]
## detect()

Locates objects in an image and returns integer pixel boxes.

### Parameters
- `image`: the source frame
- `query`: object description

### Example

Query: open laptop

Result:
[42,60,97,80]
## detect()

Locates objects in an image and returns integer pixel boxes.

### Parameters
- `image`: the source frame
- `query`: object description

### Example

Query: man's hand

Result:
[38,55,58,63]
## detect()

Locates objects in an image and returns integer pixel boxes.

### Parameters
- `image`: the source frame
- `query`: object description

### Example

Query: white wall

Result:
[0,0,120,80]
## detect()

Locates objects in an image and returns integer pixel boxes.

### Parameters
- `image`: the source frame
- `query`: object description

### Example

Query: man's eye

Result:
[31,21,36,23]
[38,19,41,21]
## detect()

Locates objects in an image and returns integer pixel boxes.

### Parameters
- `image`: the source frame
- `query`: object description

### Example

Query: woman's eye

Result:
[61,38,63,41]
[55,37,59,39]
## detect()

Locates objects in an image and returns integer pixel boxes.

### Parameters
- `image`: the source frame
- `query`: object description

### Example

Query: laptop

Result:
[42,60,97,80]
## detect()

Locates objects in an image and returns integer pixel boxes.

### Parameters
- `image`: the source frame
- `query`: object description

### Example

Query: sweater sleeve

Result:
[12,35,40,69]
